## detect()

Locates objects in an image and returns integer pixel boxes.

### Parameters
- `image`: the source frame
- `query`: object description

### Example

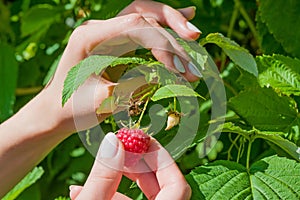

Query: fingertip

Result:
[171,6,201,40]
[69,185,82,200]
[177,6,196,20]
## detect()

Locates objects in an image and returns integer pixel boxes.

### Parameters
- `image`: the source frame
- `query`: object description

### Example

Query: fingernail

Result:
[69,185,76,191]
[186,22,202,33]
[69,185,81,193]
[69,185,81,199]
[190,6,197,11]
[99,132,119,158]
[173,55,186,73]
[188,62,202,77]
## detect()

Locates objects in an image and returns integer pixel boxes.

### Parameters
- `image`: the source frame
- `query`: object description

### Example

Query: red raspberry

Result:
[116,127,150,166]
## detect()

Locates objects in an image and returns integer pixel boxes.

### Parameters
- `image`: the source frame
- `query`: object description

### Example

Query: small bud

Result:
[165,111,181,131]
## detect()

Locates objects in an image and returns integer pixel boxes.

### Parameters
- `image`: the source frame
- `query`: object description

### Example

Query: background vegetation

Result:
[1,0,300,199]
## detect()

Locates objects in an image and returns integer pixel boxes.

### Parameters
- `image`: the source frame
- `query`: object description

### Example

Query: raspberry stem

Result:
[136,98,149,127]
[173,97,177,111]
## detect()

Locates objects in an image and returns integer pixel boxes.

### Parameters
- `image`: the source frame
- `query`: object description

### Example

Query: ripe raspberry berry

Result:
[116,127,150,166]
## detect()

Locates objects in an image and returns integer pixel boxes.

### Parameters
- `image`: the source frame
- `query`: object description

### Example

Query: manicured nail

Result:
[69,185,76,191]
[188,61,202,77]
[190,6,197,11]
[173,55,186,73]
[99,132,119,158]
[186,22,202,33]
[69,185,81,199]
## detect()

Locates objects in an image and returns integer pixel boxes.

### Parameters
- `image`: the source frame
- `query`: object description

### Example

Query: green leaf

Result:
[229,87,298,131]
[256,133,300,161]
[54,197,71,200]
[259,0,300,58]
[62,55,145,106]
[256,13,286,55]
[186,156,300,200]
[151,84,203,101]
[43,54,61,86]
[176,37,208,71]
[250,156,300,199]
[0,43,18,122]
[217,122,254,139]
[0,2,15,41]
[3,167,44,200]
[203,33,258,76]
[136,63,177,85]
[96,96,117,114]
[21,4,62,37]
[257,54,300,96]
[218,122,300,161]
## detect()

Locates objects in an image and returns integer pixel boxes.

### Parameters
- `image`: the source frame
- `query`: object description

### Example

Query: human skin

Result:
[0,0,200,198]
[69,133,192,200]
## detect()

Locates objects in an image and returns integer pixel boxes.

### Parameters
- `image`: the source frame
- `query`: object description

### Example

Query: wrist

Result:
[5,88,72,139]
[44,76,115,135]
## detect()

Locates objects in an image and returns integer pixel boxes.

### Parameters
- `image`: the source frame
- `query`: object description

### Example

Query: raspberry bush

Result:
[2,0,300,199]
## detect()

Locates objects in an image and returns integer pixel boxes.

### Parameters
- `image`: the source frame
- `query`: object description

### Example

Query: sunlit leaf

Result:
[3,167,44,200]
[229,87,298,131]
[204,33,258,76]
[219,122,300,161]
[257,54,300,96]
[62,55,145,106]
[151,84,203,101]
[186,156,300,200]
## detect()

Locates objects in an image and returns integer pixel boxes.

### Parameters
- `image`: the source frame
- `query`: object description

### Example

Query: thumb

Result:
[75,132,125,200]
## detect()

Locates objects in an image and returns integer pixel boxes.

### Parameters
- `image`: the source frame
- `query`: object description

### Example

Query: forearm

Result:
[0,89,70,197]
[0,76,113,197]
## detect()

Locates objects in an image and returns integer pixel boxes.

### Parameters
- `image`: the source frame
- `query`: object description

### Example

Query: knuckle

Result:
[69,25,87,43]
[145,17,158,25]
[124,13,145,26]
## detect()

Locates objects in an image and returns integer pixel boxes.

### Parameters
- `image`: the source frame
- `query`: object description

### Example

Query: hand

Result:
[0,1,200,196]
[118,0,201,40]
[69,133,191,200]
[43,0,202,135]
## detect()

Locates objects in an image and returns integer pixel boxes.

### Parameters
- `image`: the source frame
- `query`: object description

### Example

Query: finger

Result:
[178,6,196,20]
[70,186,131,200]
[69,185,82,200]
[68,15,179,77]
[125,171,160,199]
[75,133,125,200]
[67,14,174,60]
[118,1,201,40]
[67,14,200,82]
[124,159,160,199]
[144,17,200,82]
[112,192,132,200]
[144,140,192,200]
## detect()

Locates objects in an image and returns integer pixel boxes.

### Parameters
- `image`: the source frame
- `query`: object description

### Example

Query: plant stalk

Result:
[236,0,260,48]
[137,98,149,126]
[246,138,253,169]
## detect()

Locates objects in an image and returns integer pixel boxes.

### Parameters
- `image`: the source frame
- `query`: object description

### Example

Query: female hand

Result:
[44,0,202,135]
[69,133,191,200]
[0,1,200,196]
